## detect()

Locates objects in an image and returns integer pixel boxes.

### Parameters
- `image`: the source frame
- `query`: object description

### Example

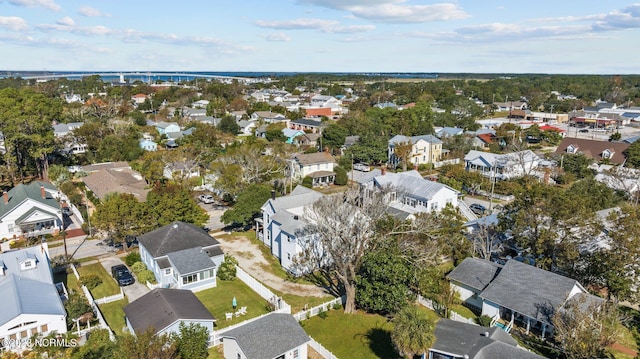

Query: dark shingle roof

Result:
[555,137,630,164]
[431,319,544,359]
[222,313,309,359]
[124,288,215,335]
[447,257,502,292]
[480,260,578,324]
[138,221,220,258]
[167,247,215,275]
[294,152,335,166]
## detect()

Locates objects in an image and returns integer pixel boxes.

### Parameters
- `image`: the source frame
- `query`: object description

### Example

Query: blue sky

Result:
[1,0,639,73]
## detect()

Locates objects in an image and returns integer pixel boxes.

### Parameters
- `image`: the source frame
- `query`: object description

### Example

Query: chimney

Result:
[40,185,46,199]
[3,191,7,204]
[293,215,299,220]
[381,167,386,175]
[271,190,276,200]
[414,164,418,171]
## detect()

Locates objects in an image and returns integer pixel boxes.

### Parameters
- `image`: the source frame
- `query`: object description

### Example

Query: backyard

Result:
[76,262,121,298]
[302,306,440,359]
[195,278,271,329]
[98,298,128,335]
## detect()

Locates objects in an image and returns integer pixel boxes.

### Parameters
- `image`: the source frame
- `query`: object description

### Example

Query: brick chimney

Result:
[3,191,7,204]
[41,185,46,199]
[271,189,276,200]
[381,167,386,175]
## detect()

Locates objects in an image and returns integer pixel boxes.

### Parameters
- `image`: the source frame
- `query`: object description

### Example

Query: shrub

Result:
[125,252,141,266]
[130,261,147,274]
[137,269,156,284]
[81,274,102,290]
[317,308,328,319]
[332,302,342,311]
[217,255,238,281]
[476,314,493,327]
[64,292,92,328]
[333,166,348,186]
[302,176,313,188]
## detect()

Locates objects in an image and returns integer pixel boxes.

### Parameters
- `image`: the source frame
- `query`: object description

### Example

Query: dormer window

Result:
[602,149,613,159]
[566,144,577,154]
[20,257,37,271]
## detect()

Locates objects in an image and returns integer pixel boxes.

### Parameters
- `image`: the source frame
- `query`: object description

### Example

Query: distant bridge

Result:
[19,72,258,82]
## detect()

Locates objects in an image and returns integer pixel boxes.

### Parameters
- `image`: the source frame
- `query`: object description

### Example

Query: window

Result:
[20,330,27,339]
[164,268,171,276]
[293,349,299,359]
[182,274,198,285]
[430,202,438,211]
[237,354,241,359]
[40,324,48,333]
[287,253,291,260]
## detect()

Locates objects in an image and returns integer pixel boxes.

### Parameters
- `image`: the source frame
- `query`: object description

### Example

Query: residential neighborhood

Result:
[2,72,640,359]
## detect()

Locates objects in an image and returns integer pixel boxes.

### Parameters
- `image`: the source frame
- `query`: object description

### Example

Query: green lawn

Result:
[53,269,79,293]
[302,310,401,359]
[207,346,225,359]
[276,290,334,314]
[99,298,128,335]
[195,279,271,329]
[77,263,121,298]
[451,304,477,320]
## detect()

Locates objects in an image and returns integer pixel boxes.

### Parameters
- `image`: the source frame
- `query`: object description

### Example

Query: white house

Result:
[257,186,323,274]
[150,121,181,135]
[292,152,337,187]
[360,169,459,220]
[464,150,541,180]
[222,313,310,359]
[0,245,67,350]
[0,182,63,240]
[124,288,215,340]
[163,161,201,181]
[448,258,602,339]
[139,139,158,152]
[138,222,224,291]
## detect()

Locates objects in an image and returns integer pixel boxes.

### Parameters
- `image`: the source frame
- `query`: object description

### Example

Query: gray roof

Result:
[388,134,442,146]
[167,247,216,275]
[0,181,60,218]
[294,152,335,166]
[447,257,502,292]
[222,313,309,359]
[82,167,150,201]
[138,221,221,258]
[264,186,323,214]
[480,260,579,324]
[0,246,66,326]
[124,288,215,335]
[291,118,323,127]
[373,170,457,202]
[431,319,544,359]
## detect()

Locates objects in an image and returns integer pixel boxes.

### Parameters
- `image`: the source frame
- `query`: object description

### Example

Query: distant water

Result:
[0,70,439,81]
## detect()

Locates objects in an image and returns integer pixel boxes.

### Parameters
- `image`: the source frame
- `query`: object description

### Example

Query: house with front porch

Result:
[0,182,63,240]
[256,186,323,274]
[292,152,337,187]
[448,257,602,339]
[138,221,224,291]
[388,134,443,168]
[464,150,541,180]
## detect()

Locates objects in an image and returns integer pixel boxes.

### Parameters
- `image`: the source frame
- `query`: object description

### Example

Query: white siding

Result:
[481,300,500,318]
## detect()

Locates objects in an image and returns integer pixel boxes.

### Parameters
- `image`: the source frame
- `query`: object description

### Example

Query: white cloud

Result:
[7,0,60,11]
[255,18,374,34]
[56,16,74,26]
[0,16,28,31]
[297,0,469,23]
[260,32,291,42]
[78,6,109,17]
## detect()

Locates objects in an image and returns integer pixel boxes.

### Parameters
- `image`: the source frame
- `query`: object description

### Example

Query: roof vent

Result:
[293,215,299,220]
[483,331,489,337]
[173,223,178,229]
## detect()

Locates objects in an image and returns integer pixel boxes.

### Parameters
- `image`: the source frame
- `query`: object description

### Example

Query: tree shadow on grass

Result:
[365,327,402,359]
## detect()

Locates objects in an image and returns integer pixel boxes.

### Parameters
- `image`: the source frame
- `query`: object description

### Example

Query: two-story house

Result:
[138,221,224,291]
[555,138,629,165]
[256,186,323,274]
[292,152,337,187]
[464,150,541,180]
[0,182,63,240]
[0,245,67,350]
[388,134,443,168]
[360,169,459,220]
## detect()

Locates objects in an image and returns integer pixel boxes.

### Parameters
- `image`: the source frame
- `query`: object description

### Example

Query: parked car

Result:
[198,194,214,204]
[61,206,72,216]
[111,264,135,286]
[579,129,589,133]
[469,203,487,215]
[353,163,371,172]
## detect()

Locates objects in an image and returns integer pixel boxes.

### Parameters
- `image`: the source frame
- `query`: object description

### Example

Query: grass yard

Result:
[76,263,120,298]
[53,269,79,293]
[451,304,477,320]
[195,279,271,329]
[302,310,401,359]
[99,298,128,335]
[275,290,334,314]
[207,346,225,359]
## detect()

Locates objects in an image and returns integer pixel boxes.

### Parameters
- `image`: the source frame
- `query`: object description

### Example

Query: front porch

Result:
[490,307,553,340]
[308,171,335,187]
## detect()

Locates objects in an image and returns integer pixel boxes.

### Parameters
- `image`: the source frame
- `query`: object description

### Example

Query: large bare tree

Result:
[297,188,388,313]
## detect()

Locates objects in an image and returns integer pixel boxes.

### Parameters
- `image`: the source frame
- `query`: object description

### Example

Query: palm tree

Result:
[391,306,435,358]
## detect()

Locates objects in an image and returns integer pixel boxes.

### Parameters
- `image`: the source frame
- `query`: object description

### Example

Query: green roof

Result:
[0,182,60,218]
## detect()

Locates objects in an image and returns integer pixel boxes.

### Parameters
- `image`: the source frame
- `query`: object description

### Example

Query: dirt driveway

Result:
[213,233,331,298]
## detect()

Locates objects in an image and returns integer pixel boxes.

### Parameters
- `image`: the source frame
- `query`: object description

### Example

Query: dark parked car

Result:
[469,203,487,215]
[111,264,135,286]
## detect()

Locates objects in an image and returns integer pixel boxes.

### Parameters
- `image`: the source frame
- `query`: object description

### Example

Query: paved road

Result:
[200,203,229,231]
[98,256,150,303]
[49,235,112,260]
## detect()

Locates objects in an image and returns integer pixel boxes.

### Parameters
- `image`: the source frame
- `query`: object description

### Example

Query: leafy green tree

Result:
[322,123,347,153]
[71,328,115,359]
[48,164,72,186]
[333,166,348,186]
[265,123,287,142]
[391,306,435,359]
[125,252,142,266]
[217,255,238,281]
[172,323,209,359]
[301,176,313,188]
[609,132,622,141]
[559,153,595,179]
[64,292,92,328]
[92,193,150,243]
[146,184,208,226]
[356,239,414,314]
[114,328,177,359]
[218,115,240,135]
[206,97,227,117]
[623,140,640,168]
[221,184,272,226]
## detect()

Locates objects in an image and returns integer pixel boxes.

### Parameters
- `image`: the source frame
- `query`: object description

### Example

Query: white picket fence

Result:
[433,158,461,168]
[292,296,345,322]
[71,264,115,341]
[146,281,160,290]
[417,295,477,326]
[94,288,124,304]
[235,266,291,312]
[309,337,339,359]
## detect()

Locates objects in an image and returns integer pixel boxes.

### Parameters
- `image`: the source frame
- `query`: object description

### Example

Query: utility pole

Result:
[85,190,92,238]
[489,161,496,213]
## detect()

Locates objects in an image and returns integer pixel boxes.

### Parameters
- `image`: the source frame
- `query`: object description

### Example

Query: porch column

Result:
[526,318,530,334]
[541,323,547,340]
